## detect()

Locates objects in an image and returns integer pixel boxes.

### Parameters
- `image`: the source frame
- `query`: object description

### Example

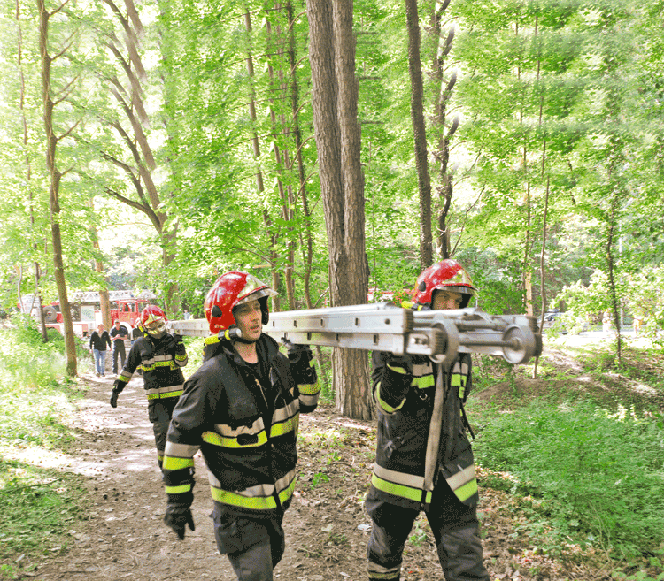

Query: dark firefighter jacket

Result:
[114,334,188,402]
[370,350,477,511]
[162,334,319,518]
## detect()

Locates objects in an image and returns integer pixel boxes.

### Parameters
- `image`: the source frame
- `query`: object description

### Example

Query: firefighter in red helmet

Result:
[366,259,490,581]
[110,305,188,468]
[161,271,320,581]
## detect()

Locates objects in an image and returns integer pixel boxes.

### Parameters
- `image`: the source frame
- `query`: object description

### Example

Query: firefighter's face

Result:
[432,290,463,311]
[233,299,263,342]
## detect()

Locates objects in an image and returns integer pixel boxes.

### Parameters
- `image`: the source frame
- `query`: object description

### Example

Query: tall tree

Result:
[37,0,79,375]
[404,0,433,268]
[305,0,371,419]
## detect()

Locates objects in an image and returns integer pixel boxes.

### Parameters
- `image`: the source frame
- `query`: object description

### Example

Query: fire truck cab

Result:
[20,291,158,337]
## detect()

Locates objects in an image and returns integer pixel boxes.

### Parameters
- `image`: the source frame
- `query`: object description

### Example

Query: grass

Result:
[0,462,86,566]
[0,318,91,578]
[468,343,664,577]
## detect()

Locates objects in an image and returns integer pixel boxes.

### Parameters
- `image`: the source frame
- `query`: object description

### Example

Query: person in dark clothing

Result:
[89,324,112,377]
[162,271,319,581]
[366,259,490,581]
[110,306,188,468]
[131,317,144,346]
[110,319,129,375]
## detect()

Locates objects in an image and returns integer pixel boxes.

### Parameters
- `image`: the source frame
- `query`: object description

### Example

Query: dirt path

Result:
[25,371,610,581]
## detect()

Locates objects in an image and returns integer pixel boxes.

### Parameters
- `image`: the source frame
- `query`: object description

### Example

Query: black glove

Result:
[164,505,195,540]
[110,389,119,409]
[287,343,314,366]
[174,333,183,344]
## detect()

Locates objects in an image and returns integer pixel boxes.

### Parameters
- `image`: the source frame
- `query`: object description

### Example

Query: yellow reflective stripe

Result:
[412,374,435,389]
[453,479,478,502]
[204,335,221,345]
[142,360,180,372]
[175,354,187,361]
[166,484,191,494]
[163,456,195,471]
[371,473,431,504]
[119,370,133,381]
[270,415,298,438]
[450,373,461,387]
[368,565,401,580]
[202,429,268,448]
[387,364,408,374]
[210,477,297,509]
[298,380,320,395]
[147,389,183,400]
[374,381,404,414]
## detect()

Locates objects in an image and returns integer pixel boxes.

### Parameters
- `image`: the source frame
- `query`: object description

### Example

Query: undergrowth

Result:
[0,317,90,578]
[0,462,86,574]
[472,398,664,560]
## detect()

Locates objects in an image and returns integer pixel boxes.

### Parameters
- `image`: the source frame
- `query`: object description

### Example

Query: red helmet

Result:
[142,305,167,337]
[411,259,476,309]
[204,271,277,334]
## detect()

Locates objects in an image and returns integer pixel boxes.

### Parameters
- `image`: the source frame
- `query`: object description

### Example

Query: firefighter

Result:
[366,259,490,581]
[161,271,319,581]
[110,305,188,468]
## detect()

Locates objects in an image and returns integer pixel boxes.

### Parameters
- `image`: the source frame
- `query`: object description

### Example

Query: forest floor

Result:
[5,340,664,581]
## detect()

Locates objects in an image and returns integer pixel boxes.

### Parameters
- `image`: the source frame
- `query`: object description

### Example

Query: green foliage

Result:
[0,317,67,390]
[0,463,87,563]
[0,316,89,570]
[474,399,664,558]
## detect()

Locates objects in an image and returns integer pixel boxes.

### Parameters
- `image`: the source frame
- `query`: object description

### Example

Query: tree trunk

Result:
[305,0,371,420]
[38,0,77,376]
[89,199,111,328]
[606,189,623,364]
[430,3,456,259]
[243,9,282,313]
[404,0,432,269]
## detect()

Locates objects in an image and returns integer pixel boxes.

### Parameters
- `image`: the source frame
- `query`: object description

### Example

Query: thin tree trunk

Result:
[405,0,432,268]
[17,0,49,341]
[533,176,549,379]
[285,1,315,310]
[431,1,456,259]
[244,9,281,312]
[38,0,77,375]
[606,189,623,364]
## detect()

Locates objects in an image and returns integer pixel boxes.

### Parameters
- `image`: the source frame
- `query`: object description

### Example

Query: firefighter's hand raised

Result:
[164,505,195,540]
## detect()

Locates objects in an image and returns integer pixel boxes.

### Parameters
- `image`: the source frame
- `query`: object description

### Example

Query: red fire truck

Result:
[20,290,158,336]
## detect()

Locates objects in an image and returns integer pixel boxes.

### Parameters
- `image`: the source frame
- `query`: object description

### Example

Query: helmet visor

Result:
[145,319,167,336]
[235,286,277,307]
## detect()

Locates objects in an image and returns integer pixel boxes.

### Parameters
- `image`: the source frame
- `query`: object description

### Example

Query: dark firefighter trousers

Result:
[148,398,178,468]
[366,480,489,581]
[212,502,285,581]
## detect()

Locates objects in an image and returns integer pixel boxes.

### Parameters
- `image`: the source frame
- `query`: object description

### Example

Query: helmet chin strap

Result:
[220,327,259,344]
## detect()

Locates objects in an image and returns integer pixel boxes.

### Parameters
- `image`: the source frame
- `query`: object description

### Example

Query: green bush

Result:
[0,316,66,388]
[474,399,664,558]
